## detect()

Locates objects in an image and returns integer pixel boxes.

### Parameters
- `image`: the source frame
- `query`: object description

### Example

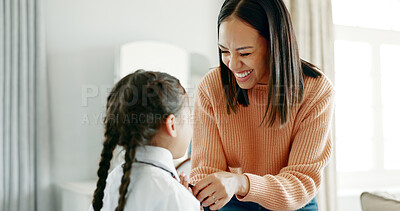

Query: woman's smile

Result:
[233,69,254,82]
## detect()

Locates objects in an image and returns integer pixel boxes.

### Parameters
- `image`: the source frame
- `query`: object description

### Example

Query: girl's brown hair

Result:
[91,69,186,211]
[218,0,321,127]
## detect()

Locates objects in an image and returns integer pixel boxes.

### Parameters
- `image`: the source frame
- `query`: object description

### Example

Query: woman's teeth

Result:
[234,70,253,78]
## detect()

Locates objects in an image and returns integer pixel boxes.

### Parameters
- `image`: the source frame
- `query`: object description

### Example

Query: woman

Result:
[190,0,334,210]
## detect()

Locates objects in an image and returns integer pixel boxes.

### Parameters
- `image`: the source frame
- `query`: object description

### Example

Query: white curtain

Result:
[284,0,337,210]
[0,0,51,210]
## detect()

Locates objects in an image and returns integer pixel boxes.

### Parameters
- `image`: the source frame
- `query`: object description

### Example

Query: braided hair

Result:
[91,69,186,211]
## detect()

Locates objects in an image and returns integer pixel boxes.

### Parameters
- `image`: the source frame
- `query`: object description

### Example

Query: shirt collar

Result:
[135,145,180,181]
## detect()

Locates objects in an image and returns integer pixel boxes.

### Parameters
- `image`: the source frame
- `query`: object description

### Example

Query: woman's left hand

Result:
[192,172,249,210]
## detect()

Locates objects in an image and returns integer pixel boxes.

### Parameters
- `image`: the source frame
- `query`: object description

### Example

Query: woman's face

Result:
[219,17,269,89]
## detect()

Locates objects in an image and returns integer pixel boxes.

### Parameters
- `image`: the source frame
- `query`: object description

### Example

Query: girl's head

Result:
[92,69,191,211]
[217,0,320,126]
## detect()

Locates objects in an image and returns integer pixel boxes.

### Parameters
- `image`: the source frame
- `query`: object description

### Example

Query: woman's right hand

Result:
[192,172,249,210]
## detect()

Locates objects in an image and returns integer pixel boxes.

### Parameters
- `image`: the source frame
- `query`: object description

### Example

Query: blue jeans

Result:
[204,196,318,211]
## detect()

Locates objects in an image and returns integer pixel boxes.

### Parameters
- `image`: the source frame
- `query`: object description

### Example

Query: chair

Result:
[360,191,400,211]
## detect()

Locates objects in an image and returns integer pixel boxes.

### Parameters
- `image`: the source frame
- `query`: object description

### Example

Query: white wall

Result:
[45,0,222,209]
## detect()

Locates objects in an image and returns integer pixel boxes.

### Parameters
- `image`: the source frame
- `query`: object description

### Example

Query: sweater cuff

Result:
[236,173,269,202]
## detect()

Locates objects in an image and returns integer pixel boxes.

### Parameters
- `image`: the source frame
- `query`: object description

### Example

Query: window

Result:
[332,0,400,195]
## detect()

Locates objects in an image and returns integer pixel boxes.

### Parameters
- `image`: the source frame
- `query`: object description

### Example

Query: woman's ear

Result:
[164,114,177,137]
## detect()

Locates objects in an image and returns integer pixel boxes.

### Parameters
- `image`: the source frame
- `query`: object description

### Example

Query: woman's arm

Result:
[190,82,228,184]
[190,77,250,210]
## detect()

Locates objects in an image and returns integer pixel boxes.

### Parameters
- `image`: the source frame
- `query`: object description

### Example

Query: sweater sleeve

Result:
[190,84,228,184]
[237,83,335,210]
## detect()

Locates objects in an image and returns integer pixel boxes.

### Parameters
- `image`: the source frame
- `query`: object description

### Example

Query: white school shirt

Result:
[89,146,200,211]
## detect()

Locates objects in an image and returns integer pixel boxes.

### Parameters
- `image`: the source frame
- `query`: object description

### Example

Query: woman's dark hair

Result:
[218,0,321,127]
[91,69,186,211]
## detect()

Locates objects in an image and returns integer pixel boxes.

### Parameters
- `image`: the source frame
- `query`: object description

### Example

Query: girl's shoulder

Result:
[131,167,199,205]
[119,167,199,210]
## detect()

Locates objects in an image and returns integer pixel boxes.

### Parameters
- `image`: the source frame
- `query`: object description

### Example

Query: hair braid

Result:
[92,134,118,211]
[92,90,122,211]
[115,146,135,211]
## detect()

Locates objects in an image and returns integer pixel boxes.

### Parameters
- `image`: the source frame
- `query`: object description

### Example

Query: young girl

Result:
[90,70,199,211]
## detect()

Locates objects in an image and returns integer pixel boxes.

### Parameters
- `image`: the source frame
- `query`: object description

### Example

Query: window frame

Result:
[334,24,400,191]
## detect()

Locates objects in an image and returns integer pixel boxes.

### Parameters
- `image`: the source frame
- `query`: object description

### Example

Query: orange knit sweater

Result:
[190,68,335,210]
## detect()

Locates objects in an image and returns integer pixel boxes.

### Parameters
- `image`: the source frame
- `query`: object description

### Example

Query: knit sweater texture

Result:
[190,67,335,210]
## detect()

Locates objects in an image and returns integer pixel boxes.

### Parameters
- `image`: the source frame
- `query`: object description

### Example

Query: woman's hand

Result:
[192,172,249,210]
